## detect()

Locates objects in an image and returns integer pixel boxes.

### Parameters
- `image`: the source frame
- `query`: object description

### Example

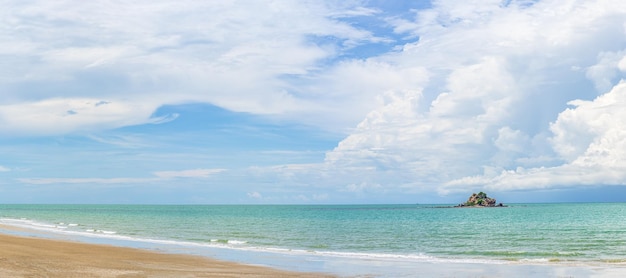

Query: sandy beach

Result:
[3,231,626,278]
[0,233,333,278]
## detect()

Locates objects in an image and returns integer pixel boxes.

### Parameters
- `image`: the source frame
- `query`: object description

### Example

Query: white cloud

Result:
[0,166,10,172]
[551,81,626,168]
[442,79,626,193]
[0,98,165,136]
[18,168,226,185]
[1,0,391,135]
[17,177,158,185]
[304,61,430,130]
[153,168,226,179]
[325,57,518,187]
[586,51,625,93]
[5,0,626,200]
[86,134,153,148]
[321,0,626,195]
[494,127,530,154]
[247,191,263,199]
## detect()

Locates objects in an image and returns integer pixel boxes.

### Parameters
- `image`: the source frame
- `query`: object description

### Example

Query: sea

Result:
[1,203,626,277]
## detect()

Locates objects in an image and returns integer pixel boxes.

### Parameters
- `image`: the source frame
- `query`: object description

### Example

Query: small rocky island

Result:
[455,192,505,207]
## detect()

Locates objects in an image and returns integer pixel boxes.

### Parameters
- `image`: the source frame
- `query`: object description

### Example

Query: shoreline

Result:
[2,230,626,278]
[3,207,626,277]
[0,231,334,277]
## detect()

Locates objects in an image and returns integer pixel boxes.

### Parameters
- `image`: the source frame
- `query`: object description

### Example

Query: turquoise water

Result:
[1,203,626,266]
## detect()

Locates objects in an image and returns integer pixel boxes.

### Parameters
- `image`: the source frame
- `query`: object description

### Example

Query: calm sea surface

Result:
[1,203,626,267]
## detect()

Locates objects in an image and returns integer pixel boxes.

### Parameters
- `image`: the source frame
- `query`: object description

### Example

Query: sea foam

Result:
[0,216,494,265]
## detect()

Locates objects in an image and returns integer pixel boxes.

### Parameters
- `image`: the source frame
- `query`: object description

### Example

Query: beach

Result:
[3,204,626,277]
[0,232,332,278]
[3,232,626,278]
[3,229,626,278]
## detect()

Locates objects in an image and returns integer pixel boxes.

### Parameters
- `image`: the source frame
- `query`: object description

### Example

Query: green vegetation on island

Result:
[456,192,505,207]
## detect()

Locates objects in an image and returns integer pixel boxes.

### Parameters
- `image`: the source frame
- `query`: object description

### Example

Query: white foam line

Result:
[0,217,529,266]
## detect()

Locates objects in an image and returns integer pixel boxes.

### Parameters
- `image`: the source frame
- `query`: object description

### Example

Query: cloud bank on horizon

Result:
[2,0,626,203]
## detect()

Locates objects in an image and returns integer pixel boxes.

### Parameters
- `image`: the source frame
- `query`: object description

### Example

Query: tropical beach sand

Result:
[3,232,626,278]
[0,233,333,278]
[3,224,626,278]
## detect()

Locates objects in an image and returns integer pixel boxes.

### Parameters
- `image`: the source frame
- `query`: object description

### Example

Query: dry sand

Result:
[0,233,334,278]
[7,229,626,278]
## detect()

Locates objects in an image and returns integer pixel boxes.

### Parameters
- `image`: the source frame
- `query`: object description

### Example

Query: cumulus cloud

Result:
[551,81,626,168]
[6,0,626,200]
[443,70,626,193]
[322,0,626,194]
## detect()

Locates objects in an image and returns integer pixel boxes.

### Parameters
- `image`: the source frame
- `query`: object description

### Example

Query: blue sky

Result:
[3,0,626,204]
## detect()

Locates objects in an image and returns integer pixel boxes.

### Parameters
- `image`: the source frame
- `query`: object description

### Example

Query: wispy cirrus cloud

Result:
[5,0,626,204]
[0,98,166,136]
[17,177,158,185]
[18,168,226,185]
[0,1,388,136]
[153,168,226,179]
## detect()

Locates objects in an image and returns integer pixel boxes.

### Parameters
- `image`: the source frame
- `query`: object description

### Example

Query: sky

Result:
[2,0,626,204]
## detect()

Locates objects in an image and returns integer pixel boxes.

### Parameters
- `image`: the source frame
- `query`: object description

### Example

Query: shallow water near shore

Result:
[1,203,626,277]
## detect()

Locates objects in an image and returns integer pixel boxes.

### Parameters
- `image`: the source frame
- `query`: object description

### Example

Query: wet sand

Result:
[3,229,626,278]
[0,233,333,277]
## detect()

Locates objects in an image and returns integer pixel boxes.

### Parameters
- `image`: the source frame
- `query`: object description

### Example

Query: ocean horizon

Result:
[1,203,626,277]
